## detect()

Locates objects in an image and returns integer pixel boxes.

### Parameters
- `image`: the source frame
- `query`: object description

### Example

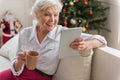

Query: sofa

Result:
[0,34,120,80]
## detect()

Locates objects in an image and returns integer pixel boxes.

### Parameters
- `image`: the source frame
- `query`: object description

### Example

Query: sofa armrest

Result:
[91,46,120,80]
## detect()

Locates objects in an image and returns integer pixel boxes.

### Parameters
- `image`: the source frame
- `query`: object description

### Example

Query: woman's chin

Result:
[48,26,55,30]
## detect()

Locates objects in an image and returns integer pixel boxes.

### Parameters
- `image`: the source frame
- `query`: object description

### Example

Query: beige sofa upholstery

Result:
[0,35,120,80]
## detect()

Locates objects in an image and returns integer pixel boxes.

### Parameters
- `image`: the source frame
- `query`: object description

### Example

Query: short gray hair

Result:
[31,0,63,16]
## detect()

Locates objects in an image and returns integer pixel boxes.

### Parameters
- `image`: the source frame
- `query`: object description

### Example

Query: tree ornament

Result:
[76,0,79,3]
[65,2,68,6]
[69,1,74,6]
[70,18,77,25]
[63,7,66,12]
[78,19,82,24]
[85,24,89,28]
[84,0,88,6]
[82,27,86,32]
[89,9,93,15]
[64,21,68,26]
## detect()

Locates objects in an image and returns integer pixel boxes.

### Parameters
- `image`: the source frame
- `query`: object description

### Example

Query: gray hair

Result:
[31,0,63,16]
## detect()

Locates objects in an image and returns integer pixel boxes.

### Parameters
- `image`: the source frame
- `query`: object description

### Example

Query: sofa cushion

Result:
[53,49,93,80]
[0,56,11,72]
[0,34,19,61]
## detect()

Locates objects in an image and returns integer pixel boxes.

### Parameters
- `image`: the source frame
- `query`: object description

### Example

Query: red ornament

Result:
[84,0,88,6]
[76,0,79,3]
[85,24,89,28]
[63,7,66,12]
[89,10,93,15]
[64,21,68,26]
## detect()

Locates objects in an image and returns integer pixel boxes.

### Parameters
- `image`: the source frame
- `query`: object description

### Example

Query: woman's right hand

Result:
[14,51,26,71]
[17,52,26,64]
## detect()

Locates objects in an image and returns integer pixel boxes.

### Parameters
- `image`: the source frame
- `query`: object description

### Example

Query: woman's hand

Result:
[70,37,104,51]
[17,52,26,64]
[14,51,26,71]
[70,37,88,51]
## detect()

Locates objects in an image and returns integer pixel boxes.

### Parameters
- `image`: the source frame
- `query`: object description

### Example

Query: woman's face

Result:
[36,5,59,32]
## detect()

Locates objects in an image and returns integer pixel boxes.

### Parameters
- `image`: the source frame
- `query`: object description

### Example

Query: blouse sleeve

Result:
[10,32,25,76]
[81,33,107,47]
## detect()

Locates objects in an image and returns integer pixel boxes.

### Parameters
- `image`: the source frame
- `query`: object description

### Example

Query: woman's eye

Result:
[54,14,58,17]
[44,14,50,16]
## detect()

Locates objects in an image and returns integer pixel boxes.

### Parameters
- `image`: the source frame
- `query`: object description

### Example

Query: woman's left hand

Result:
[69,37,88,51]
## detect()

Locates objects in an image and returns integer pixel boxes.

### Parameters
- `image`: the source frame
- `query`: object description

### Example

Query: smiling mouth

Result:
[47,24,54,27]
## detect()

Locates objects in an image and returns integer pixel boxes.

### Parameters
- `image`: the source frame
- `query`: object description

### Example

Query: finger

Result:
[75,43,86,50]
[18,52,26,57]
[72,41,84,47]
[78,47,86,51]
[18,52,26,60]
[75,37,84,42]
[24,50,30,54]
[71,44,82,49]
[17,56,25,61]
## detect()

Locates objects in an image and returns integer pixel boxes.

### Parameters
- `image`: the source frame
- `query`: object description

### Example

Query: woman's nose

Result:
[49,16,54,22]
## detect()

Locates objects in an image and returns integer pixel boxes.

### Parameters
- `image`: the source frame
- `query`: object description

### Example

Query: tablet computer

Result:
[59,27,82,59]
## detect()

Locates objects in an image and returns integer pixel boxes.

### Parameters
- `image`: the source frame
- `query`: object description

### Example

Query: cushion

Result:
[0,56,11,72]
[52,49,93,80]
[0,34,19,61]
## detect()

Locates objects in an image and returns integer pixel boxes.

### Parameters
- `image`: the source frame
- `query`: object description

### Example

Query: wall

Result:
[0,0,35,46]
[101,0,120,50]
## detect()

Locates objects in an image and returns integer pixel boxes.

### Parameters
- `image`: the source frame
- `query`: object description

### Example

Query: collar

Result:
[29,20,38,41]
[47,26,58,42]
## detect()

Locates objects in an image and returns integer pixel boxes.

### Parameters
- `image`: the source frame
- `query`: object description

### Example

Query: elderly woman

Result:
[0,0,107,80]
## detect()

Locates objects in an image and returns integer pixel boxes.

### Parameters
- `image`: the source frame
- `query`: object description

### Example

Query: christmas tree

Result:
[59,0,110,33]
